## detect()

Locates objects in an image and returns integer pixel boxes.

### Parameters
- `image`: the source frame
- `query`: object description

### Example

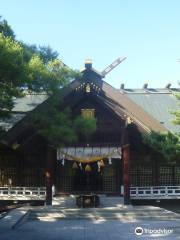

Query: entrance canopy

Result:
[57,147,122,163]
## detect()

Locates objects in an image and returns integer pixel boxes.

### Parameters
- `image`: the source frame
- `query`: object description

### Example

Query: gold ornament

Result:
[85,83,91,93]
[85,164,92,172]
[72,162,78,169]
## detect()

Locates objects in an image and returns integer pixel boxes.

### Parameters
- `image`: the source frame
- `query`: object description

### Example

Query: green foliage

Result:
[31,97,97,147]
[0,16,15,38]
[26,56,77,94]
[0,17,77,118]
[143,131,180,164]
[0,33,74,116]
[143,92,180,164]
[37,45,59,64]
[0,16,86,146]
[171,93,180,125]
[22,44,59,64]
[31,100,78,147]
[0,33,25,117]
[73,116,97,139]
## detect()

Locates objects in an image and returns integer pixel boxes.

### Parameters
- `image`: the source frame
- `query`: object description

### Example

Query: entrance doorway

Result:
[74,162,102,192]
[55,158,122,194]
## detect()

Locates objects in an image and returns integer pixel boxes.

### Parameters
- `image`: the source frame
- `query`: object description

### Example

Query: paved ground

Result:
[0,196,180,240]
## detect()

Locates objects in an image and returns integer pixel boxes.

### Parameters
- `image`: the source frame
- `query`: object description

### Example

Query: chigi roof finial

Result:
[165,83,171,89]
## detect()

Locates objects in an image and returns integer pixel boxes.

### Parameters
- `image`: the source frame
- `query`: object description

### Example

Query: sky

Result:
[1,0,180,88]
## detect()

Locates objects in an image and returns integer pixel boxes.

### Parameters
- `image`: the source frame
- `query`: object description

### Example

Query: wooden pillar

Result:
[45,145,55,205]
[122,144,130,205]
[121,124,130,205]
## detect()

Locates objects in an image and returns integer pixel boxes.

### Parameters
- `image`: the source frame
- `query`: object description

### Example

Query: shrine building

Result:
[0,60,180,204]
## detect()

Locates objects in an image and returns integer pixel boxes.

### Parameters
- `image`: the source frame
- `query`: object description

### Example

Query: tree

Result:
[26,55,76,93]
[0,17,75,140]
[0,33,26,117]
[0,16,15,38]
[73,115,97,141]
[0,17,96,146]
[0,15,77,114]
[143,131,180,164]
[171,93,180,125]
[0,34,78,143]
[31,95,97,147]
[22,44,59,64]
[0,33,74,114]
[31,101,78,147]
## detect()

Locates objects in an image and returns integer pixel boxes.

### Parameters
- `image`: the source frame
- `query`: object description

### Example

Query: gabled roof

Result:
[0,94,47,131]
[123,88,180,133]
[80,67,103,78]
[1,62,179,139]
[103,85,167,132]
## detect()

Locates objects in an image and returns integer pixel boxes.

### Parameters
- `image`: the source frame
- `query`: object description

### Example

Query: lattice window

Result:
[58,176,73,192]
[175,167,180,184]
[102,176,116,192]
[130,166,152,186]
[159,167,173,185]
[102,163,117,192]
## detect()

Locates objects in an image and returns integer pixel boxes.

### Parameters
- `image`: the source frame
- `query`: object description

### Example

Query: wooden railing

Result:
[0,187,46,200]
[2,185,180,201]
[130,186,180,199]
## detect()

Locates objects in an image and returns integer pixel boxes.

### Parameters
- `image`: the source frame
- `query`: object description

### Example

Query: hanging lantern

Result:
[85,164,92,172]
[72,161,78,169]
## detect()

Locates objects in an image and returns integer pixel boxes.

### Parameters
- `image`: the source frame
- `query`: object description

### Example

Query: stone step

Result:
[28,206,180,221]
[52,195,124,208]
[100,196,124,207]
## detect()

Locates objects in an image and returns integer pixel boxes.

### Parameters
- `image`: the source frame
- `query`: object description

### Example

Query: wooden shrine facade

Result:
[0,60,179,204]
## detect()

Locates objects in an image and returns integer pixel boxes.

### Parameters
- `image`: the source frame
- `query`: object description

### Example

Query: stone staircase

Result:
[26,195,180,222]
[52,195,124,208]
[100,196,124,207]
[52,195,76,208]
[27,205,180,222]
